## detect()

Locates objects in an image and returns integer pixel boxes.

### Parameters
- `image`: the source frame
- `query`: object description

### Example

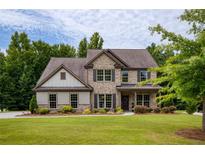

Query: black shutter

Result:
[148,72,151,79]
[113,94,116,109]
[93,69,96,82]
[137,70,141,82]
[112,69,115,82]
[94,94,98,108]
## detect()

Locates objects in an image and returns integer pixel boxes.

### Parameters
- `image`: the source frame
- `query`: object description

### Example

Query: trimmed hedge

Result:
[62,105,72,113]
[38,108,50,114]
[134,105,148,114]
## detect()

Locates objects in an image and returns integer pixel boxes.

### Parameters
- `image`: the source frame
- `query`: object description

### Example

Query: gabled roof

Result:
[34,49,158,90]
[34,58,92,91]
[84,49,129,68]
[86,49,158,68]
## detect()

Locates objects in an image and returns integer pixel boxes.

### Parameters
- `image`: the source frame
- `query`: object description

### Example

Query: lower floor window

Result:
[49,94,57,108]
[98,94,113,109]
[70,93,78,108]
[136,94,150,107]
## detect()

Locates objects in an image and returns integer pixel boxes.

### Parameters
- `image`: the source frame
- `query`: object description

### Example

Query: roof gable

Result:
[84,49,129,68]
[34,64,92,90]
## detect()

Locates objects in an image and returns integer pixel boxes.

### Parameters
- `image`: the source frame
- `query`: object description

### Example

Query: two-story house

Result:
[34,49,160,111]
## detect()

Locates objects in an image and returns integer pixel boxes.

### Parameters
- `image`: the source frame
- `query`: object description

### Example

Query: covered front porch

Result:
[116,84,160,111]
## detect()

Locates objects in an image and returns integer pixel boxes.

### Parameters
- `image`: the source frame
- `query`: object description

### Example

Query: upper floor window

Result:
[140,70,148,81]
[60,72,66,80]
[96,69,112,81]
[97,70,104,81]
[121,70,128,82]
[105,70,112,81]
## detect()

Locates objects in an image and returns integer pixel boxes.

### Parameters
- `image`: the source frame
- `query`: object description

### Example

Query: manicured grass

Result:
[0,114,204,144]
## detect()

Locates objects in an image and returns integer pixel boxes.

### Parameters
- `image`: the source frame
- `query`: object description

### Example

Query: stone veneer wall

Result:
[87,54,121,109]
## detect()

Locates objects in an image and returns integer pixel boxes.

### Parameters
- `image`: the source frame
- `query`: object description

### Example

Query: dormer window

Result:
[60,72,66,80]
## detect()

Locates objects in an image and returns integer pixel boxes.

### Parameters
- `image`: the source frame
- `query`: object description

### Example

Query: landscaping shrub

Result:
[29,95,38,114]
[134,105,148,114]
[93,108,99,113]
[186,102,198,114]
[146,107,153,113]
[107,111,114,114]
[152,107,161,113]
[62,105,72,113]
[98,108,107,114]
[161,107,170,113]
[38,108,49,114]
[115,106,123,113]
[169,106,176,113]
[83,108,91,114]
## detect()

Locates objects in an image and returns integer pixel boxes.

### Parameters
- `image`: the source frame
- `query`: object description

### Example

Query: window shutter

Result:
[93,69,96,82]
[94,94,98,108]
[112,69,115,82]
[137,70,140,82]
[148,72,151,79]
[113,94,116,109]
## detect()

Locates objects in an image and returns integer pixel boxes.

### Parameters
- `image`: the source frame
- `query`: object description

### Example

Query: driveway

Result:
[0,111,29,119]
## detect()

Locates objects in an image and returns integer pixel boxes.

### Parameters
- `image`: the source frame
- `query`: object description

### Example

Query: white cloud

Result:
[0,9,192,48]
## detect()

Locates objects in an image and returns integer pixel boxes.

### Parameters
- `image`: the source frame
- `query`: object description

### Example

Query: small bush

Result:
[186,102,198,114]
[169,106,176,113]
[62,105,72,113]
[107,111,114,114]
[134,105,148,114]
[93,108,99,113]
[161,107,170,113]
[153,107,161,113]
[98,108,106,114]
[115,106,123,113]
[105,108,110,112]
[29,95,38,114]
[146,107,153,113]
[83,108,91,114]
[38,108,49,115]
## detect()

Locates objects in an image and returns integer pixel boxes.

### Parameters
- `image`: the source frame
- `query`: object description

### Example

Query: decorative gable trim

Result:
[33,64,93,91]
[84,49,129,69]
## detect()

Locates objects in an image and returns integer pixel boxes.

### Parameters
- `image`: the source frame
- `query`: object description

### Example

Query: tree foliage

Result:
[146,9,205,130]
[77,32,104,57]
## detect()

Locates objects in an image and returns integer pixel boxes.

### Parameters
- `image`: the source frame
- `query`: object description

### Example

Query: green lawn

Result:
[0,114,204,144]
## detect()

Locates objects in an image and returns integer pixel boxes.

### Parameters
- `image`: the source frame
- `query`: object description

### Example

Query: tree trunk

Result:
[203,99,205,131]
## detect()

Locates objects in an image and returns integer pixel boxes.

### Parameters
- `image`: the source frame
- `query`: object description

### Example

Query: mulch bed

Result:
[176,128,205,141]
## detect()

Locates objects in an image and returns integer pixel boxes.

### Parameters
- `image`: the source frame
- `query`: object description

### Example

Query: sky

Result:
[0,9,192,52]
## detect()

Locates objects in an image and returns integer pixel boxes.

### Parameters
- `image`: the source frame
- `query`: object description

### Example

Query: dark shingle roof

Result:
[35,49,158,89]
[87,49,158,68]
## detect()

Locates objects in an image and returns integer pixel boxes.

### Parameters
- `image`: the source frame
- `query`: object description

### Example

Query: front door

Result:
[121,95,129,111]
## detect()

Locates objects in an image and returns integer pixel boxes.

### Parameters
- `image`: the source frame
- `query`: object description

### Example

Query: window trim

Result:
[60,72,66,80]
[70,93,78,109]
[121,70,128,83]
[140,70,148,82]
[49,93,57,109]
[136,94,150,107]
[97,94,113,109]
[96,69,112,82]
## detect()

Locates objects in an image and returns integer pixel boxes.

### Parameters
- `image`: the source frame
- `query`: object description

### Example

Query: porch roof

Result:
[116,84,161,91]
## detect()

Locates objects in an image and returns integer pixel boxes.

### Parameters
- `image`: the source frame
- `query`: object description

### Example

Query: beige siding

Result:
[36,92,48,105]
[41,68,85,87]
[58,92,69,105]
[79,92,90,105]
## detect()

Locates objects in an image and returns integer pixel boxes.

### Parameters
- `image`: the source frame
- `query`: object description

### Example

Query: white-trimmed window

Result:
[97,69,104,81]
[49,94,57,108]
[98,94,113,109]
[106,94,112,108]
[122,70,128,82]
[70,93,78,109]
[98,94,105,108]
[140,70,148,81]
[136,94,150,107]
[105,70,112,81]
